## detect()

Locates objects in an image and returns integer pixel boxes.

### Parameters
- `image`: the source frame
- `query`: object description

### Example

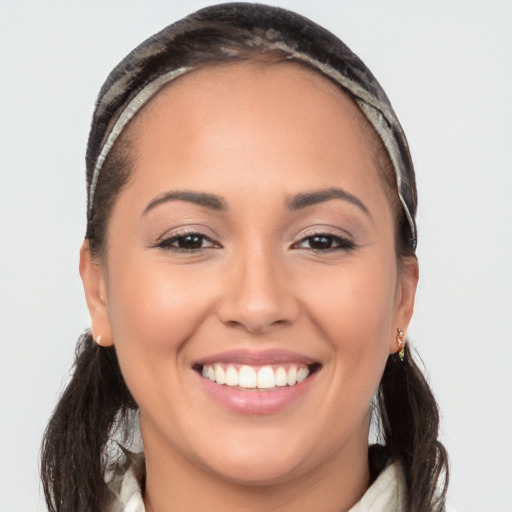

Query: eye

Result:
[155,232,221,252]
[293,233,355,252]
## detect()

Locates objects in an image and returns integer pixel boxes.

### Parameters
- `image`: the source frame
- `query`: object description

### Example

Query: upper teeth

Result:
[201,363,310,389]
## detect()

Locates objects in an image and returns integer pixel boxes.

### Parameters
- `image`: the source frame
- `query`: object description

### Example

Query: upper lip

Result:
[194,349,318,366]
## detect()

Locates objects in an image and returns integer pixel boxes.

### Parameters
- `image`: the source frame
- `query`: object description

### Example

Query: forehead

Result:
[135,60,372,143]
[120,60,388,214]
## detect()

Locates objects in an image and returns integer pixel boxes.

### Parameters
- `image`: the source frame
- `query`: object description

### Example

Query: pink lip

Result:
[197,374,318,415]
[194,349,320,416]
[195,349,316,366]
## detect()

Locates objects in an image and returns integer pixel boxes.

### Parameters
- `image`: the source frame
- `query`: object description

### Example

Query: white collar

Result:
[348,462,405,511]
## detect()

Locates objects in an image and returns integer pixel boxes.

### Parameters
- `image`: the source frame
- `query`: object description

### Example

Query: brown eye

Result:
[177,234,204,249]
[294,233,356,252]
[308,235,335,250]
[156,232,220,252]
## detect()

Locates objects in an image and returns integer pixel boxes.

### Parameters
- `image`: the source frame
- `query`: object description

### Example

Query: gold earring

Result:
[95,334,103,346]
[396,328,405,362]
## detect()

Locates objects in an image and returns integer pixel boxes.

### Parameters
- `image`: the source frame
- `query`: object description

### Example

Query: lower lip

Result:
[197,371,318,415]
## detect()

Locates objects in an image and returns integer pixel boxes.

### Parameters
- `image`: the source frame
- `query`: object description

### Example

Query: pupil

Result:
[179,235,202,249]
[310,236,332,249]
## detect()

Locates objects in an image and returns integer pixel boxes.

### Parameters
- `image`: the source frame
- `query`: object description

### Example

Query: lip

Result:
[195,348,317,366]
[193,349,321,415]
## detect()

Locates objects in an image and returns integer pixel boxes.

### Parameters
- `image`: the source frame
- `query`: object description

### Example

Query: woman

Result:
[41,3,449,511]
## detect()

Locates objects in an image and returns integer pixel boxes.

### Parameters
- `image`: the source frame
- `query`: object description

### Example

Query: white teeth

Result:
[257,365,275,389]
[239,365,257,388]
[225,365,239,386]
[214,364,226,385]
[287,366,297,386]
[201,363,313,389]
[275,366,288,387]
[297,367,309,382]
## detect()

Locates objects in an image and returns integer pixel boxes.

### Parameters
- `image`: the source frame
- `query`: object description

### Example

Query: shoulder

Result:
[349,460,459,512]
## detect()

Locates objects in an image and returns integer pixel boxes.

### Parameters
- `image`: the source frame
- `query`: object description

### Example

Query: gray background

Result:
[1,1,511,510]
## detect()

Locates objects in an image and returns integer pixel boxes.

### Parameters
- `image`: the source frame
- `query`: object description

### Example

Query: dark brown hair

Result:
[41,4,448,511]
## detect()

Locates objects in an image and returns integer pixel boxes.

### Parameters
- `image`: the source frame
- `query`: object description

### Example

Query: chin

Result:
[203,453,305,487]
[187,424,323,487]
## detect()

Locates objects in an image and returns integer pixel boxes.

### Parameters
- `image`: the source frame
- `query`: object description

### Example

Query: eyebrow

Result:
[287,187,371,217]
[142,186,370,218]
[143,190,227,215]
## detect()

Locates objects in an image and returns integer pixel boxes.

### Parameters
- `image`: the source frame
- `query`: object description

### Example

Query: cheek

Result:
[302,255,397,398]
[104,254,216,398]
[306,256,397,342]
[107,255,212,342]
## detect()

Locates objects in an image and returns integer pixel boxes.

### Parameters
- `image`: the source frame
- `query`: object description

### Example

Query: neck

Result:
[142,420,371,512]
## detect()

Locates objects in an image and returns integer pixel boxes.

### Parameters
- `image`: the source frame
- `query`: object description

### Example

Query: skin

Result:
[81,62,418,512]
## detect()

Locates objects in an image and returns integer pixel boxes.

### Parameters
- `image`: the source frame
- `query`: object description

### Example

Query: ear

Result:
[389,256,419,354]
[79,240,114,346]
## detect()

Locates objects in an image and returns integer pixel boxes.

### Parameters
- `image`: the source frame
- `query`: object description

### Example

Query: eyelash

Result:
[292,232,356,253]
[155,231,221,253]
[155,230,355,254]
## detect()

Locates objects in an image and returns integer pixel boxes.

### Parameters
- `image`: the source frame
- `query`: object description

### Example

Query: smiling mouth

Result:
[193,362,322,390]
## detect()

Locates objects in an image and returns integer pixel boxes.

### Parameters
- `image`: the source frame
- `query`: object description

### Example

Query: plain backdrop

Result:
[1,1,511,511]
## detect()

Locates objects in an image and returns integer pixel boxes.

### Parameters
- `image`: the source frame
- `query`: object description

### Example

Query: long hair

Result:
[41,4,448,511]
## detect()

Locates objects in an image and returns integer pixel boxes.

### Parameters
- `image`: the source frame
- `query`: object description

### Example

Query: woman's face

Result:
[82,62,417,485]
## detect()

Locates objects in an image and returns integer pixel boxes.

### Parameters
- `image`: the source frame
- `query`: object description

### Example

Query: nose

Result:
[216,246,300,334]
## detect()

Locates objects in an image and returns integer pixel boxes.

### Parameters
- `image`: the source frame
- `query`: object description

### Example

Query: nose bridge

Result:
[240,244,280,304]
[217,239,299,332]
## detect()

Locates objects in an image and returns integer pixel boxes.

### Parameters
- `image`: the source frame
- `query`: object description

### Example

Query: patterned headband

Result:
[86,2,417,249]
